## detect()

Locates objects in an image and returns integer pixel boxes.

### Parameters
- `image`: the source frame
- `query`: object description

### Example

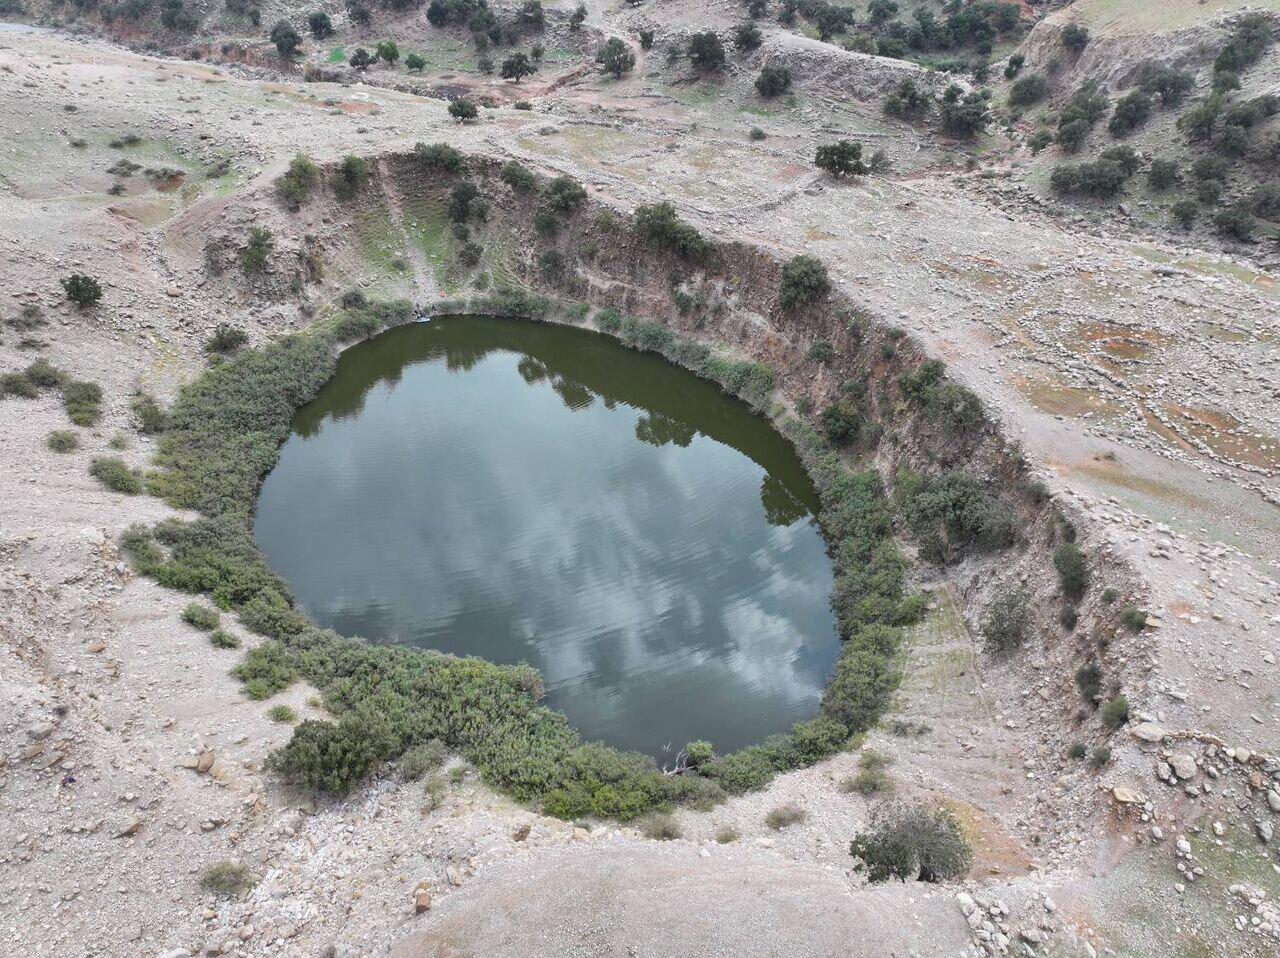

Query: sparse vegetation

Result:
[764,803,807,830]
[981,589,1030,653]
[267,704,298,723]
[200,861,257,897]
[182,603,220,631]
[91,457,142,494]
[639,813,682,840]
[47,430,79,453]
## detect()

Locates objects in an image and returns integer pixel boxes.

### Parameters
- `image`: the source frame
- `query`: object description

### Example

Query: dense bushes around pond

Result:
[117,288,934,820]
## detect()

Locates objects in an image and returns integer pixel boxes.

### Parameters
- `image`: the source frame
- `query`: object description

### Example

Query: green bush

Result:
[401,739,448,780]
[1053,542,1089,600]
[1059,605,1078,631]
[182,603,220,631]
[1009,74,1048,108]
[500,160,537,192]
[267,703,297,723]
[1119,606,1147,631]
[815,140,869,177]
[1090,746,1112,769]
[62,380,103,426]
[90,457,143,494]
[275,153,320,206]
[1075,662,1102,702]
[895,470,1015,564]
[1066,741,1087,760]
[765,802,807,830]
[132,394,169,434]
[61,273,102,307]
[1148,158,1179,190]
[632,202,709,260]
[639,813,681,840]
[413,141,465,173]
[209,629,240,649]
[778,255,830,310]
[755,64,792,98]
[267,711,398,795]
[233,640,299,699]
[205,324,249,355]
[981,590,1030,653]
[850,802,972,883]
[47,430,79,453]
[1101,695,1129,729]
[331,155,370,200]
[200,861,257,897]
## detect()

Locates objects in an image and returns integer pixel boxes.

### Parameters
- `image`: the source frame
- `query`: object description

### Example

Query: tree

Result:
[597,37,635,79]
[569,2,586,31]
[688,31,726,72]
[1009,74,1048,108]
[1147,158,1179,190]
[755,64,791,98]
[375,40,400,65]
[518,0,544,30]
[545,175,587,213]
[61,274,102,308]
[405,52,426,72]
[883,78,932,119]
[269,20,302,58]
[348,2,371,27]
[349,47,374,70]
[867,0,897,25]
[1108,90,1153,137]
[501,52,535,82]
[448,98,479,122]
[1061,24,1089,54]
[815,140,868,177]
[779,255,830,310]
[734,21,762,53]
[308,11,333,40]
[633,202,709,259]
[1137,64,1194,107]
[275,153,320,206]
[1214,204,1257,242]
[938,85,990,139]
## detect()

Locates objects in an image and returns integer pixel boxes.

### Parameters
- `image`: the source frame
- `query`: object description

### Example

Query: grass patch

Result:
[267,704,298,723]
[47,430,79,453]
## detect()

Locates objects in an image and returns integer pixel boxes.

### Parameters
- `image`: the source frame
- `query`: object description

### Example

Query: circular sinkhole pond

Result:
[254,316,838,758]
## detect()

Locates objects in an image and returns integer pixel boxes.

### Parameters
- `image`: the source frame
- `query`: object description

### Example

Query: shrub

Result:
[1059,605,1078,631]
[735,21,762,52]
[182,603,220,631]
[1214,205,1256,242]
[205,324,249,355]
[209,629,240,649]
[843,764,891,796]
[714,824,739,844]
[267,704,298,723]
[375,40,399,64]
[1090,746,1112,769]
[1170,199,1198,229]
[850,803,972,883]
[749,126,766,140]
[401,739,448,780]
[1009,74,1048,108]
[275,153,319,206]
[413,141,465,173]
[1147,158,1179,190]
[267,711,398,795]
[639,813,681,840]
[765,803,807,830]
[633,203,709,260]
[269,20,302,58]
[405,52,426,72]
[61,379,103,426]
[24,359,61,388]
[1214,13,1274,75]
[349,47,373,70]
[1053,542,1089,599]
[448,98,479,122]
[938,85,990,139]
[47,430,79,453]
[1075,662,1102,702]
[239,227,273,274]
[1050,160,1129,199]
[1119,606,1147,632]
[501,160,537,192]
[805,340,836,365]
[200,861,257,897]
[233,640,299,698]
[331,156,369,199]
[894,470,1014,565]
[755,64,792,98]
[778,255,830,310]
[132,394,169,434]
[544,175,587,214]
[61,274,102,307]
[90,457,143,494]
[884,78,933,119]
[1101,695,1129,729]
[1067,741,1087,760]
[981,590,1030,653]
[815,140,869,177]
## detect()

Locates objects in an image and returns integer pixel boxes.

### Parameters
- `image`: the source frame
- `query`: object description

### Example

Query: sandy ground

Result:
[2,10,1279,958]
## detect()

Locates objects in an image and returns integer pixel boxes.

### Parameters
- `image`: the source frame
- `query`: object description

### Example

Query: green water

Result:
[254,316,838,758]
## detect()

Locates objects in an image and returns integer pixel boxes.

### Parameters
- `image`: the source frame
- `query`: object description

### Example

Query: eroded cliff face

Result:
[203,147,1142,754]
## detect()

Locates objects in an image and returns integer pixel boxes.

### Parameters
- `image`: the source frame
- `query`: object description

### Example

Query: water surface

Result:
[255,316,838,757]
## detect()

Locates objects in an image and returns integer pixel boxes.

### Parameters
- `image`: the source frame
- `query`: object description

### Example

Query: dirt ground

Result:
[2,5,1280,957]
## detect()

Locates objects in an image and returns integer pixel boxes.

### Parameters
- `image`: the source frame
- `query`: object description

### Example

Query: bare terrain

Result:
[2,1,1280,956]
